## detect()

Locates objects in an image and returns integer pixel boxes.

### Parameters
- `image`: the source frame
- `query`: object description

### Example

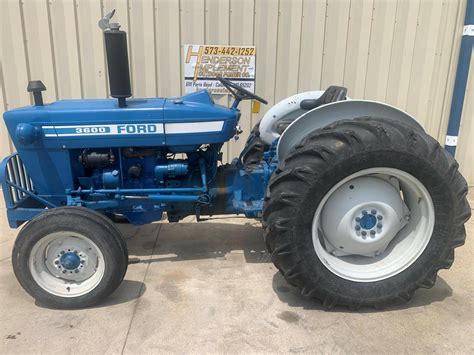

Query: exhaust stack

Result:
[99,10,132,108]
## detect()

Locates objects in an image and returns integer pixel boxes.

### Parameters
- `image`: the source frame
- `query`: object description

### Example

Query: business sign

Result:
[184,45,256,94]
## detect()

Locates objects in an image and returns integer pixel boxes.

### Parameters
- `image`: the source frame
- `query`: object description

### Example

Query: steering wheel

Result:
[217,77,268,105]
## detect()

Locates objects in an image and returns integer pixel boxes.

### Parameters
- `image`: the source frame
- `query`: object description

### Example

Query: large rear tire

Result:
[12,207,128,309]
[263,117,470,309]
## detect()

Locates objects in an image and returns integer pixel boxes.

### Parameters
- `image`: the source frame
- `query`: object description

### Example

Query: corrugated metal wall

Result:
[1,0,472,183]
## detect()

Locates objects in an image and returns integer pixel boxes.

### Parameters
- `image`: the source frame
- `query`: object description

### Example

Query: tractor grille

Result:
[2,153,35,205]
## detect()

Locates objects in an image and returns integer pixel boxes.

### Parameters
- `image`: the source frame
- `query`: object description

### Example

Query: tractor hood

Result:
[4,90,239,151]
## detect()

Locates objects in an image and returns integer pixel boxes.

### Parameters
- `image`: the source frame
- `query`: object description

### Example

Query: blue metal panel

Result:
[163,91,238,146]
[4,98,167,150]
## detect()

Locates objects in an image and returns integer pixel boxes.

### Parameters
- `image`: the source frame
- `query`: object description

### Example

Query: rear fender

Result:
[259,91,325,145]
[277,100,425,160]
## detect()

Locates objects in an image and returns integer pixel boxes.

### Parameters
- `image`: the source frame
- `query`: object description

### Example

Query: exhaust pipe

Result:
[99,10,132,108]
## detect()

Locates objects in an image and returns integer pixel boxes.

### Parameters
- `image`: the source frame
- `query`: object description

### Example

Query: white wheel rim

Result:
[29,232,105,297]
[312,168,435,282]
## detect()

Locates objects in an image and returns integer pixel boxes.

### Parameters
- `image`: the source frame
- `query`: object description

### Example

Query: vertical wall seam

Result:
[203,0,207,43]
[436,0,465,139]
[249,0,256,128]
[73,0,84,98]
[362,1,376,99]
[341,0,352,87]
[384,0,400,102]
[251,0,256,127]
[99,0,109,97]
[19,0,32,104]
[426,0,448,132]
[0,63,7,112]
[296,0,305,91]
[272,0,281,102]
[178,0,183,96]
[405,0,423,108]
[252,0,256,46]
[0,62,12,152]
[126,0,133,94]
[46,0,59,100]
[153,0,159,96]
[319,0,329,89]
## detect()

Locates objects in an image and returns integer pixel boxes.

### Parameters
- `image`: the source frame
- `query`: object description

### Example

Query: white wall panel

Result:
[155,0,181,97]
[274,0,303,102]
[385,0,419,109]
[364,0,397,101]
[49,0,82,99]
[75,0,107,98]
[298,0,326,93]
[0,63,11,158]
[130,0,156,97]
[0,0,30,159]
[22,0,58,102]
[321,0,350,89]
[407,0,444,128]
[0,0,471,184]
[0,0,31,108]
[343,0,373,99]
[254,0,279,108]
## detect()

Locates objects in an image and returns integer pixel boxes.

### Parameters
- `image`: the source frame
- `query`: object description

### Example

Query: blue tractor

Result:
[1,11,470,309]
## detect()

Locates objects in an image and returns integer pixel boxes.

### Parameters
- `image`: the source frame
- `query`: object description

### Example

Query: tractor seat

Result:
[300,86,348,110]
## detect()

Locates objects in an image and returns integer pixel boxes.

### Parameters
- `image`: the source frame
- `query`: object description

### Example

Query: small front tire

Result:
[12,207,128,309]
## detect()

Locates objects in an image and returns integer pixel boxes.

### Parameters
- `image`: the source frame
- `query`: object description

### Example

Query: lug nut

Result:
[75,269,79,273]
[371,209,377,215]
[362,210,368,215]
[62,270,67,274]
[377,223,383,229]
[54,260,59,265]
[377,215,383,220]
[355,225,361,231]
[356,217,361,222]
[361,231,367,236]
[370,230,376,235]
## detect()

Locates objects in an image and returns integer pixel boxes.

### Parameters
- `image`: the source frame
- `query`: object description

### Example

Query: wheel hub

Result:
[358,212,377,230]
[52,248,87,277]
[320,176,409,257]
[59,252,81,270]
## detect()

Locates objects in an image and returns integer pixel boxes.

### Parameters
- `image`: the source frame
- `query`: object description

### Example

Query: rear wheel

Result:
[263,117,470,309]
[12,207,128,309]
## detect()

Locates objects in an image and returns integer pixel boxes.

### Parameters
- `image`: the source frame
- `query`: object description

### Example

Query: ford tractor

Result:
[1,11,470,309]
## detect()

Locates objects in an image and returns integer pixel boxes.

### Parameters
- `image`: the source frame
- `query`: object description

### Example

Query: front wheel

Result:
[263,117,470,309]
[12,207,128,309]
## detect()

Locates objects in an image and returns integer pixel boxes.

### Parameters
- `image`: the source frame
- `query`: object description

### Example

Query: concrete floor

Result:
[0,192,473,354]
